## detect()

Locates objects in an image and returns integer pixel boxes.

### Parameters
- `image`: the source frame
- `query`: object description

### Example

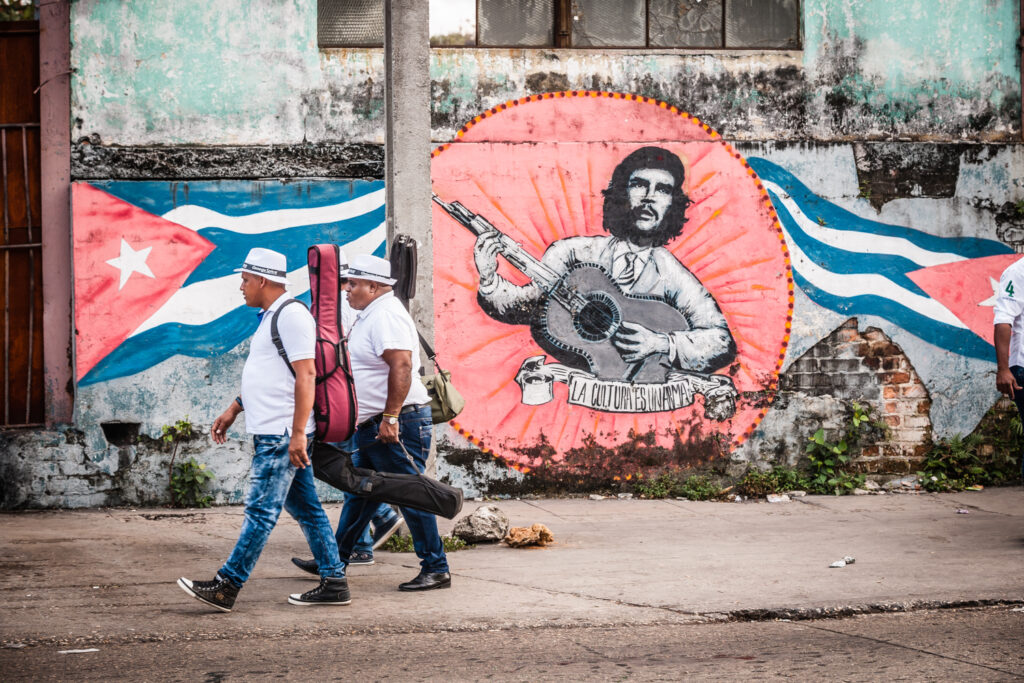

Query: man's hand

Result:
[613,322,670,363]
[290,358,316,468]
[289,431,310,468]
[378,418,400,443]
[997,367,1021,399]
[473,232,501,285]
[211,405,240,444]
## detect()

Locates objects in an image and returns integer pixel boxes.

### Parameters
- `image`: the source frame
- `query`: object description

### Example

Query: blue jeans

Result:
[219,433,344,585]
[347,493,399,554]
[327,436,398,554]
[336,405,449,573]
[1011,367,1024,478]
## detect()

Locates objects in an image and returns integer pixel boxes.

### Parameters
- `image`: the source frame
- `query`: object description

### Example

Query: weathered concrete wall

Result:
[71,0,1019,150]
[1,178,386,508]
[3,0,1019,507]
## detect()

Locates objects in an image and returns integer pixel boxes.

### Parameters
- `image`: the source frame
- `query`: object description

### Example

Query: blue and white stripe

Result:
[747,158,1011,361]
[82,180,386,385]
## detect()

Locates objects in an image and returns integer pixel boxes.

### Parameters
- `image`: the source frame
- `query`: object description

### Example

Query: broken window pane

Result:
[571,0,645,47]
[479,0,554,47]
[725,0,800,48]
[431,0,477,46]
[649,0,723,48]
[318,0,384,48]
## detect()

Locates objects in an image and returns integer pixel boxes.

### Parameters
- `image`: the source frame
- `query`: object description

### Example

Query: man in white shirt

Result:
[177,247,349,611]
[993,256,1024,478]
[473,146,735,381]
[334,253,451,591]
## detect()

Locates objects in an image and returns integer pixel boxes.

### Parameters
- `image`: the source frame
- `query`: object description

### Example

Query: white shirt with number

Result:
[240,295,317,435]
[348,291,430,424]
[994,257,1024,368]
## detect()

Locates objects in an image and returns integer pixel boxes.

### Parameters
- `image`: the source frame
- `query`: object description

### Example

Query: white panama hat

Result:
[234,247,289,285]
[341,253,397,286]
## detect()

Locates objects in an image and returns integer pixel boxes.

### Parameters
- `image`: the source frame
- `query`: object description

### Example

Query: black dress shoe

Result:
[398,571,451,592]
[291,557,319,576]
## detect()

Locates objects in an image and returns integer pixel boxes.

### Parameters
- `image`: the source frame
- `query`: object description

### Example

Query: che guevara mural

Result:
[431,93,794,473]
[432,92,1017,480]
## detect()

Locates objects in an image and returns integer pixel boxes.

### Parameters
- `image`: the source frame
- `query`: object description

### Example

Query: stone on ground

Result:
[452,504,510,543]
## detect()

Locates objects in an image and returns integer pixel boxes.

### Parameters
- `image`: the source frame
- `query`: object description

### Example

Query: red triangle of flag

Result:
[906,253,1021,346]
[73,183,215,380]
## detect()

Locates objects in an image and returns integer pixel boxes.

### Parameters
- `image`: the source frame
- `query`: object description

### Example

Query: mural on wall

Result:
[432,92,1019,477]
[431,93,794,472]
[72,180,386,385]
[749,160,1016,359]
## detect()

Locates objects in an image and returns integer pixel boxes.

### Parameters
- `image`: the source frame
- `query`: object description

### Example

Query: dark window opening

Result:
[317,0,800,50]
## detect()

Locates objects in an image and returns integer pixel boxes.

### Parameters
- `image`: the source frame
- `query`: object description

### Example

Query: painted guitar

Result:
[432,193,689,384]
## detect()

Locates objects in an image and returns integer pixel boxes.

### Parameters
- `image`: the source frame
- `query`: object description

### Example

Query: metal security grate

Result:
[478,0,554,47]
[1,21,44,428]
[318,0,385,47]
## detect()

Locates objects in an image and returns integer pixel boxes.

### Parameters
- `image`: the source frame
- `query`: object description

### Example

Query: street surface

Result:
[1,490,1022,680]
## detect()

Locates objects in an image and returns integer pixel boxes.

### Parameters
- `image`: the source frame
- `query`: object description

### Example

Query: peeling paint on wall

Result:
[71,1,1020,147]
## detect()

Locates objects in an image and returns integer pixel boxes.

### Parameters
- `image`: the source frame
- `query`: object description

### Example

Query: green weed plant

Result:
[171,457,215,508]
[632,472,722,500]
[382,534,473,553]
[736,467,808,497]
[803,402,881,495]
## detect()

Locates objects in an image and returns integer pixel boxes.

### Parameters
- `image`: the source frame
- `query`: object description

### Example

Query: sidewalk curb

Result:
[695,597,1024,623]
[3,598,1021,651]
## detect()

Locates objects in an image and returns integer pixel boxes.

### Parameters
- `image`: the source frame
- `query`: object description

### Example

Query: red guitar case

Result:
[307,244,358,442]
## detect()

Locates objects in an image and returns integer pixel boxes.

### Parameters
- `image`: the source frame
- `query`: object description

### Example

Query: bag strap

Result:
[416,330,445,374]
[270,298,308,378]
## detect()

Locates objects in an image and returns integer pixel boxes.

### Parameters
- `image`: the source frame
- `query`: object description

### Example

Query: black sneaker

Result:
[290,557,319,576]
[371,515,405,550]
[288,576,351,606]
[177,575,240,612]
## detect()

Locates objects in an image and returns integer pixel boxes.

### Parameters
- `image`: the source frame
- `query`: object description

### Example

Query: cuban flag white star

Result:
[106,238,155,290]
[978,277,1000,307]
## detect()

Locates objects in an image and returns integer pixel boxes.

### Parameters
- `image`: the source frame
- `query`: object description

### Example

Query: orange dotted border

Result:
[432,90,795,466]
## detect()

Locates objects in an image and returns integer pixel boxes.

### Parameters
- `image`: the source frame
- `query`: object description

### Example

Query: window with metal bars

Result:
[0,19,45,428]
[318,0,800,49]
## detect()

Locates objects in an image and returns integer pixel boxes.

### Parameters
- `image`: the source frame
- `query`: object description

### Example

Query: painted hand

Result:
[473,231,501,285]
[288,432,310,468]
[613,322,670,364]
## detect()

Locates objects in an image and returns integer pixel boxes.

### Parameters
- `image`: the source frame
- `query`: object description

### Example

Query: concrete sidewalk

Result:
[1,489,1022,649]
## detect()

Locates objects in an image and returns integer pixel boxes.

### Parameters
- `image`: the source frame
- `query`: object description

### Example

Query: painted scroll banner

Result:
[516,354,737,418]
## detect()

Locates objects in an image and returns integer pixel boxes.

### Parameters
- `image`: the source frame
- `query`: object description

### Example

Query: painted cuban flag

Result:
[747,158,1017,362]
[72,180,386,386]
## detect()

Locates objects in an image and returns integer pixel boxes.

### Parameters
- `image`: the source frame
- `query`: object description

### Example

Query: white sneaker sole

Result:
[287,594,351,606]
[372,517,406,550]
[177,577,233,613]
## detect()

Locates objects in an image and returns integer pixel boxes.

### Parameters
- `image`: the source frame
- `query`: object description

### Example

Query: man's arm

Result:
[994,267,1024,399]
[994,323,1020,398]
[378,349,414,444]
[288,358,316,467]
[474,234,583,324]
[211,399,243,445]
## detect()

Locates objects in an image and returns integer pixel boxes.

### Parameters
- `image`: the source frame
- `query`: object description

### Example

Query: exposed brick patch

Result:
[780,318,931,473]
